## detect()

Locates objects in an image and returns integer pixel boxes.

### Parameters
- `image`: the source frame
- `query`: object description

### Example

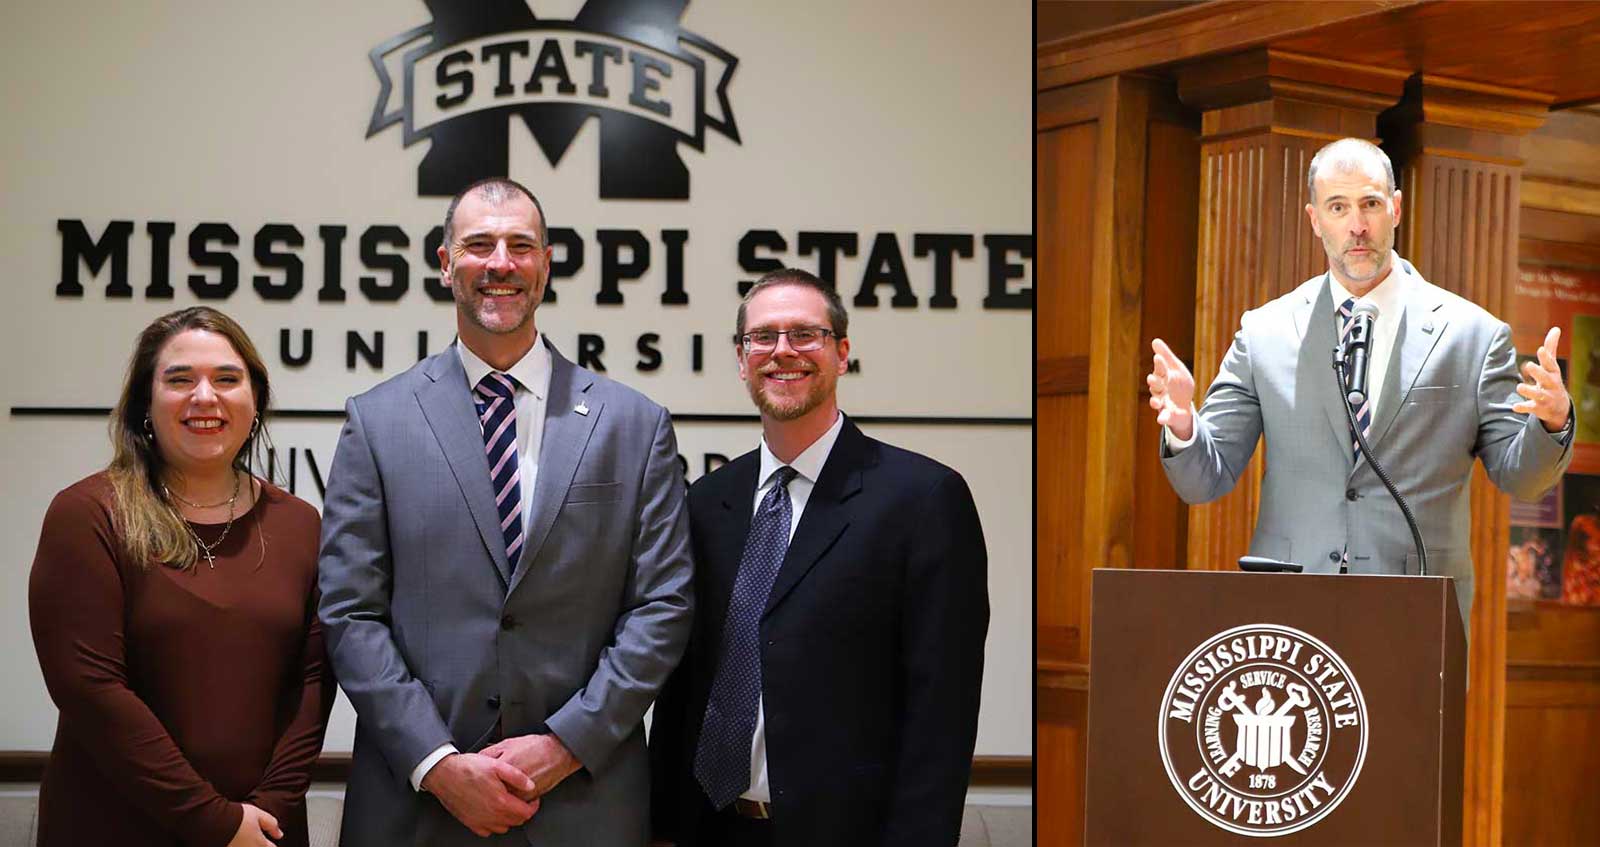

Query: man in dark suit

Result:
[649,268,990,846]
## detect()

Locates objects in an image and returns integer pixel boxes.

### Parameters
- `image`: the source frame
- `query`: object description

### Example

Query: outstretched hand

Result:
[1147,338,1196,442]
[1514,326,1572,433]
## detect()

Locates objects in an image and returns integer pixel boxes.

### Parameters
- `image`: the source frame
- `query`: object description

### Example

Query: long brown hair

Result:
[107,307,273,569]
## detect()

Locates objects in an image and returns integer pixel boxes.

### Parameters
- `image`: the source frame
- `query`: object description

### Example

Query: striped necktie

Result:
[1338,297,1373,462]
[474,372,524,566]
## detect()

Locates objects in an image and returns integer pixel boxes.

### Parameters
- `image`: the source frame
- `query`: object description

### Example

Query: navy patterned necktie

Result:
[474,372,524,566]
[694,465,799,809]
[1338,297,1373,461]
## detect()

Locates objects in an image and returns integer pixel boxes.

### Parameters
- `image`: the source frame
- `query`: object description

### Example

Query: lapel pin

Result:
[1422,320,1434,334]
[574,402,590,416]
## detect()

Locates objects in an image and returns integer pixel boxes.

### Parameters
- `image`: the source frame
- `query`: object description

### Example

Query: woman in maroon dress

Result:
[29,307,334,847]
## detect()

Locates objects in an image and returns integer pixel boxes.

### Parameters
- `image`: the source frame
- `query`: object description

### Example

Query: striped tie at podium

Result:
[474,371,524,565]
[1338,297,1372,462]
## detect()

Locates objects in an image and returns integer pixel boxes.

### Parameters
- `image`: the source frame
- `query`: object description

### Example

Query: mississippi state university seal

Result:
[1157,624,1367,837]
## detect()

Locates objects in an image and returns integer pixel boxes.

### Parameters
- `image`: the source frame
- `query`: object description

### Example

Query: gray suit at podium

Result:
[1162,256,1572,621]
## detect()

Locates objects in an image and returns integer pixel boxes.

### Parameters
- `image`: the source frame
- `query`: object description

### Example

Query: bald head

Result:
[1307,138,1396,205]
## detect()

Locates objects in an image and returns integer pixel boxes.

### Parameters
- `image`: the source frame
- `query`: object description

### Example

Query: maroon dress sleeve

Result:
[247,585,337,820]
[28,485,244,846]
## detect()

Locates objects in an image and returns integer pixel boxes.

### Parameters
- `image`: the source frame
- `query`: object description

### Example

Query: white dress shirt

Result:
[742,411,845,803]
[410,336,553,791]
[1167,256,1407,452]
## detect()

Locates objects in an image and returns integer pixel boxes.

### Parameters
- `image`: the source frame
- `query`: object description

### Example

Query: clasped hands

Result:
[1147,326,1572,436]
[420,734,582,837]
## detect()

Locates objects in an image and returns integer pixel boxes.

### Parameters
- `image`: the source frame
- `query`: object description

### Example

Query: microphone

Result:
[1330,303,1429,579]
[1344,301,1380,407]
[1239,556,1304,573]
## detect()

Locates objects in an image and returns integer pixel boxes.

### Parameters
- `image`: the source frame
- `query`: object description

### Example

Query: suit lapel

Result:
[416,345,511,587]
[705,452,760,643]
[508,340,601,595]
[1371,274,1449,448]
[763,419,864,618]
[1300,276,1353,464]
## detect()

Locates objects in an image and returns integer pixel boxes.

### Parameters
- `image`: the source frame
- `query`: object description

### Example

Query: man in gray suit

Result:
[318,178,693,845]
[1148,138,1573,621]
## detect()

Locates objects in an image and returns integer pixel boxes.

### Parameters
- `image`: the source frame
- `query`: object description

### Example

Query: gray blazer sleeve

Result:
[1473,320,1573,501]
[545,405,694,772]
[317,398,454,786]
[1161,324,1266,504]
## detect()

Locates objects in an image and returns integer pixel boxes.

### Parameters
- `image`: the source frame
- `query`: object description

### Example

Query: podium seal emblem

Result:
[1157,623,1367,837]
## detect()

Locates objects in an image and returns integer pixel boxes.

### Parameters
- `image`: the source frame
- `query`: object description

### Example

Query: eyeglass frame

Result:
[735,327,843,354]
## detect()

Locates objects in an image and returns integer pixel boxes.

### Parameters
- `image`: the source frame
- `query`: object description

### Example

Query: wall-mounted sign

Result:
[367,0,740,199]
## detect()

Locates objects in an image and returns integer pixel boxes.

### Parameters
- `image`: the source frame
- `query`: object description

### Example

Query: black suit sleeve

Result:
[883,470,990,846]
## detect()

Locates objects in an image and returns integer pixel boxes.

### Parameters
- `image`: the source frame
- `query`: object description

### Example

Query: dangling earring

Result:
[249,416,260,438]
[143,415,154,440]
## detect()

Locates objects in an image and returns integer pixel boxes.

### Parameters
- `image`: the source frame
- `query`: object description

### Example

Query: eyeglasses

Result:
[738,327,838,353]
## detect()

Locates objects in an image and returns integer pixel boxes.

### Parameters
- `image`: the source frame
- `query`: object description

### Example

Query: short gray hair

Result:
[1307,138,1397,203]
[442,177,548,248]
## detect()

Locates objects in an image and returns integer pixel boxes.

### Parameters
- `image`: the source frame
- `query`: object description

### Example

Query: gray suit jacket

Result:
[318,338,693,846]
[1163,257,1572,621]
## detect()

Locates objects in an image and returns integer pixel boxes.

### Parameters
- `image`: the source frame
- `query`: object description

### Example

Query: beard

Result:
[1322,231,1393,284]
[454,267,538,335]
[746,362,834,422]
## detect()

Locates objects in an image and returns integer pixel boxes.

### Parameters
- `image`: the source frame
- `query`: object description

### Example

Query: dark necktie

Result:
[694,465,799,809]
[474,372,524,566]
[1338,297,1373,461]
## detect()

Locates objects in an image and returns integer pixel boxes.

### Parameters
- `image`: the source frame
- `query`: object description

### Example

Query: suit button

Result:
[1345,488,1358,501]
[1328,551,1340,562]
[487,696,501,710]
[500,615,517,631]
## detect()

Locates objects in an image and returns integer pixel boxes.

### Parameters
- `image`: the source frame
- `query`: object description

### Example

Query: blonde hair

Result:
[106,307,273,570]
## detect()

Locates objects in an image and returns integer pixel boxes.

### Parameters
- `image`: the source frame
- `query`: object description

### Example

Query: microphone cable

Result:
[1332,347,1429,577]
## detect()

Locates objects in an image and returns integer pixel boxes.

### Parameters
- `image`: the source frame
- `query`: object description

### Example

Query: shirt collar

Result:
[457,336,550,400]
[758,411,845,489]
[1328,250,1408,318]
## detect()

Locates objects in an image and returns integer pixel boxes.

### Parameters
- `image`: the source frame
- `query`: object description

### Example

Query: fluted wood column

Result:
[1381,75,1550,847]
[1176,49,1405,570]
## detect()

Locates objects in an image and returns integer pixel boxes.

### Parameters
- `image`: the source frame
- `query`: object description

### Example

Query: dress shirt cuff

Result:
[1163,405,1200,452]
[1549,406,1576,445]
[411,743,459,792]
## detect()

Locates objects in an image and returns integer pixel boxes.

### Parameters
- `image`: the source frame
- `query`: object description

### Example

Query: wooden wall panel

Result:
[1502,666,1600,844]
[1037,122,1097,365]
[1134,117,1199,571]
[1038,393,1087,665]
[1038,677,1088,847]
[1037,74,1200,847]
[1036,95,1102,847]
[1036,118,1096,674]
[1080,76,1150,602]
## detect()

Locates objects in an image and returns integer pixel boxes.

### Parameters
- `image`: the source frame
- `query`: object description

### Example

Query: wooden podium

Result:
[1084,569,1466,846]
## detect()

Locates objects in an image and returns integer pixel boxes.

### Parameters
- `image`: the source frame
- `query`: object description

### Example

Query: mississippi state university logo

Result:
[1158,624,1367,837]
[366,0,740,198]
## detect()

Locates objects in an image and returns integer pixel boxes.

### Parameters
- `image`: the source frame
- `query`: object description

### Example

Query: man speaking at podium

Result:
[1147,137,1573,622]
